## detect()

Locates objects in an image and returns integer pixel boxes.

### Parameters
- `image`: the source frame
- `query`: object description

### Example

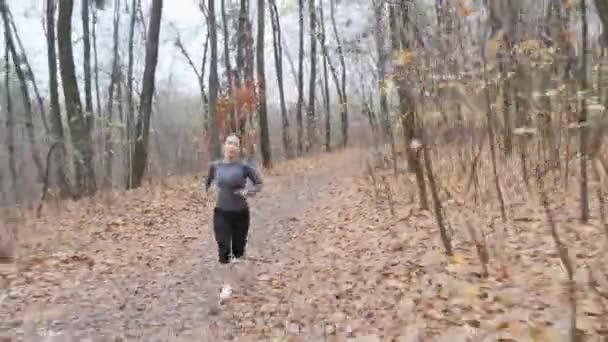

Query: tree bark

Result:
[82,0,94,131]
[7,8,48,133]
[1,0,45,183]
[45,0,71,198]
[329,0,348,147]
[129,0,163,188]
[4,24,18,203]
[296,0,305,154]
[125,0,137,188]
[220,0,236,133]
[105,0,121,187]
[580,0,590,222]
[392,1,429,209]
[207,0,222,160]
[319,3,331,152]
[91,1,102,117]
[269,0,293,158]
[57,0,97,196]
[306,0,317,151]
[257,0,272,167]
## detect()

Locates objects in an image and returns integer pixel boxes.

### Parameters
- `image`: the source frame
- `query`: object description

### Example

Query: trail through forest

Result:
[0,149,366,341]
[2,147,608,341]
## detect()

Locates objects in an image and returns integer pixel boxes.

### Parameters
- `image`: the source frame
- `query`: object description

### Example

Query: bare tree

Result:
[319,3,331,152]
[269,0,293,158]
[82,0,94,130]
[125,0,138,187]
[3,21,18,203]
[130,0,163,188]
[579,0,590,222]
[207,0,222,160]
[306,0,318,151]
[105,0,121,187]
[57,0,97,196]
[257,0,272,167]
[296,0,305,154]
[329,0,348,147]
[1,0,45,183]
[220,0,235,131]
[45,0,71,198]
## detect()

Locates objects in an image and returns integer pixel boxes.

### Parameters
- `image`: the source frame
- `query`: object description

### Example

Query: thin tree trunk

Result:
[1,0,45,182]
[329,0,348,147]
[296,0,305,154]
[207,0,222,160]
[91,1,102,117]
[580,0,590,222]
[82,0,93,131]
[319,3,331,152]
[257,0,272,167]
[129,0,163,188]
[236,0,247,87]
[392,1,428,209]
[269,0,292,158]
[4,25,18,203]
[45,0,71,198]
[482,52,507,222]
[306,0,317,151]
[58,0,97,196]
[7,8,48,133]
[220,0,236,133]
[105,0,121,187]
[125,0,137,188]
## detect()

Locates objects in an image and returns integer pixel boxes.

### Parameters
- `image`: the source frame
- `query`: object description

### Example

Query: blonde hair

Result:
[224,133,241,143]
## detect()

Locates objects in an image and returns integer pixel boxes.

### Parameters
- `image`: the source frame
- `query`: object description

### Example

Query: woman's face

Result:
[223,135,240,159]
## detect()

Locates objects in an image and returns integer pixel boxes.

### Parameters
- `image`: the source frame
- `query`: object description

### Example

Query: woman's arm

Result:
[205,162,217,192]
[243,164,263,195]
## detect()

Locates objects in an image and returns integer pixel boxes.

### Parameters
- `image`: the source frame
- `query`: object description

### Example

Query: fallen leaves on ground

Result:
[2,147,608,341]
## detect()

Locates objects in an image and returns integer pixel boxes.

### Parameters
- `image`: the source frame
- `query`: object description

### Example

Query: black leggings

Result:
[213,207,250,264]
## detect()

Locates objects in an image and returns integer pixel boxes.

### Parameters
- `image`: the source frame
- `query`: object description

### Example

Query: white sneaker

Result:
[219,284,233,301]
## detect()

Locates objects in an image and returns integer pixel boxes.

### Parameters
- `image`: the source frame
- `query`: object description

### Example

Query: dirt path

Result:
[0,149,365,341]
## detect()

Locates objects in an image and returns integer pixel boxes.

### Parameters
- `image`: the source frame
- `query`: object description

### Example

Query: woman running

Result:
[204,134,263,299]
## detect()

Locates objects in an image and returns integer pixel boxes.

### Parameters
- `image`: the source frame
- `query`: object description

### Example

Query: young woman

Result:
[205,134,263,299]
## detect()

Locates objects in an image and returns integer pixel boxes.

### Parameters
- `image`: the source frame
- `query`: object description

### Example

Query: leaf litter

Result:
[1,147,608,341]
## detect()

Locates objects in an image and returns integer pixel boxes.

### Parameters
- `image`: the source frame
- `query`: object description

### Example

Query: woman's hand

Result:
[234,188,256,198]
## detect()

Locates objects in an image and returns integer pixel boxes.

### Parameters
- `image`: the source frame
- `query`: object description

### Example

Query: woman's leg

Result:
[213,208,232,264]
[231,208,250,259]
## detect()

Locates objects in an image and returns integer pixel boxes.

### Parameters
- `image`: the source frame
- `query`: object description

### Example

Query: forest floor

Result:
[1,147,608,341]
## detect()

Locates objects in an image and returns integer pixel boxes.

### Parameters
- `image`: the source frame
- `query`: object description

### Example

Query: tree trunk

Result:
[129,0,163,188]
[105,0,121,187]
[7,8,48,133]
[91,1,102,117]
[82,0,94,131]
[296,0,305,154]
[234,0,247,137]
[45,0,71,198]
[580,0,590,222]
[392,1,429,209]
[306,0,317,151]
[207,0,222,160]
[221,0,236,132]
[257,0,272,168]
[319,3,331,152]
[125,0,137,188]
[269,0,292,158]
[1,0,45,182]
[4,26,18,203]
[57,0,97,196]
[329,0,348,147]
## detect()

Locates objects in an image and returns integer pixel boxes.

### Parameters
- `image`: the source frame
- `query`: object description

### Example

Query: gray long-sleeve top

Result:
[205,160,263,211]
